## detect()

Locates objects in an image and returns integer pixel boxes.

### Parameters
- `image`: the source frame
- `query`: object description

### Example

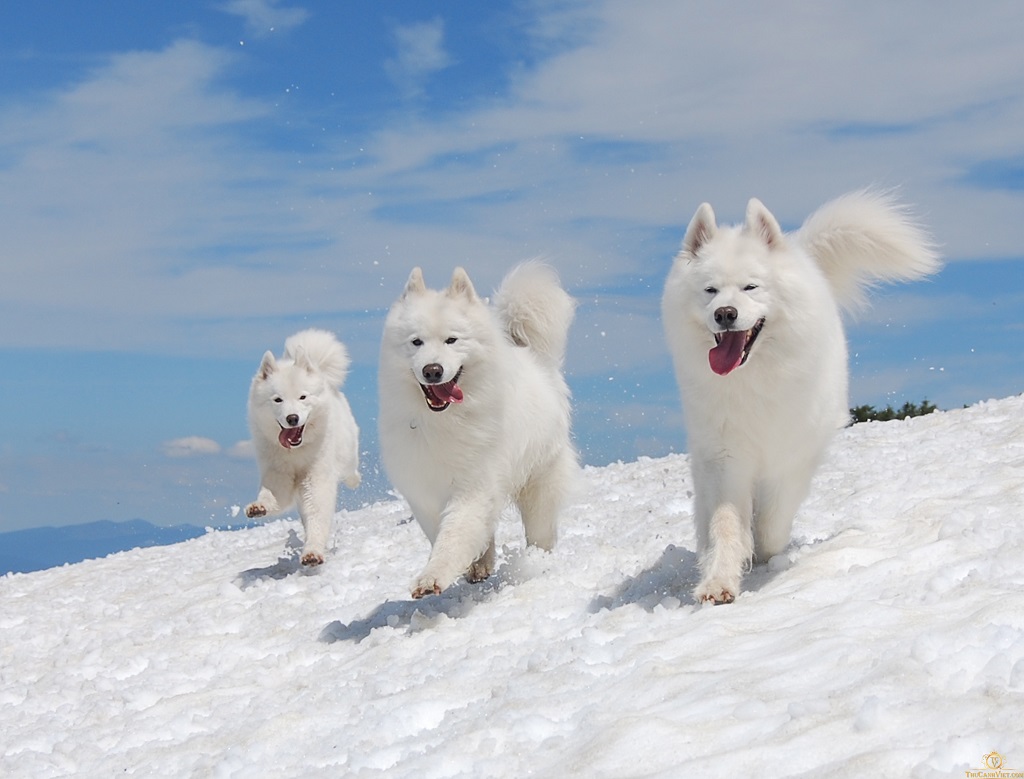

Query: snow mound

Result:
[3,396,1023,777]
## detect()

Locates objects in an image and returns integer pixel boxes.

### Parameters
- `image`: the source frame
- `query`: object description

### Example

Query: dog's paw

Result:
[245,502,267,519]
[411,580,443,599]
[411,569,449,598]
[466,559,492,584]
[694,578,737,605]
[301,552,325,567]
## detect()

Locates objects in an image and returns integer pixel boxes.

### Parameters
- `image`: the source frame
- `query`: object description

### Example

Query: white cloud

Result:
[162,437,222,458]
[227,440,256,460]
[361,2,1024,259]
[0,40,270,309]
[384,18,452,98]
[0,39,371,356]
[1,0,1023,374]
[219,0,308,36]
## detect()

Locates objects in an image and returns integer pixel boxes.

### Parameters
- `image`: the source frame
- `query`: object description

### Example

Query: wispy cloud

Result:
[162,437,222,458]
[0,39,368,356]
[384,18,452,98]
[361,2,1024,261]
[219,0,308,37]
[228,440,255,460]
[0,3,1022,380]
[4,3,1024,368]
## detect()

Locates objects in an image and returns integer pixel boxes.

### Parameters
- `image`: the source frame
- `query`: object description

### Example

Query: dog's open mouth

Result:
[709,318,765,376]
[278,425,304,448]
[419,368,464,412]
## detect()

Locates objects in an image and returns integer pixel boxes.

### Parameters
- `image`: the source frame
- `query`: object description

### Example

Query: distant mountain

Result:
[0,519,213,575]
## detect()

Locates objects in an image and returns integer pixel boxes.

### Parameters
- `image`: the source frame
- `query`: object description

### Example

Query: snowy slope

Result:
[2,396,1023,778]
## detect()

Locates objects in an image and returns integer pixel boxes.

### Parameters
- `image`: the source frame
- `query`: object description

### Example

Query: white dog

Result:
[245,328,361,566]
[662,191,939,603]
[378,262,579,598]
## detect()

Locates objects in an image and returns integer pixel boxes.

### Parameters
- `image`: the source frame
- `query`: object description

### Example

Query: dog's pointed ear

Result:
[745,198,785,250]
[402,267,427,298]
[682,203,716,256]
[447,267,478,301]
[257,351,276,380]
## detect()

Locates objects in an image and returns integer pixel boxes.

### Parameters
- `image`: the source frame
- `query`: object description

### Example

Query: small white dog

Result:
[378,262,579,598]
[662,191,939,603]
[245,328,361,566]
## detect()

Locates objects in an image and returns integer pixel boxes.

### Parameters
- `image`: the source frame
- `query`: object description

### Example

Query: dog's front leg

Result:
[691,457,754,604]
[297,475,337,567]
[694,501,753,604]
[411,490,498,598]
[246,461,300,520]
[242,483,280,520]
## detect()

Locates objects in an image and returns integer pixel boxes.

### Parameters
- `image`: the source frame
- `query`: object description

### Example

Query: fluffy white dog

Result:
[662,191,939,603]
[245,328,361,566]
[378,262,579,598]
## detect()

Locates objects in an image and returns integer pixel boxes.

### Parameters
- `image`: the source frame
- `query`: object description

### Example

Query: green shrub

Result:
[850,399,938,424]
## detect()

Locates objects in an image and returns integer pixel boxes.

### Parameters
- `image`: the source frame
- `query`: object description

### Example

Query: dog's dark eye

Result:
[299,395,307,401]
[411,338,423,347]
[273,397,283,403]
[704,286,718,295]
[744,284,759,291]
[445,337,458,345]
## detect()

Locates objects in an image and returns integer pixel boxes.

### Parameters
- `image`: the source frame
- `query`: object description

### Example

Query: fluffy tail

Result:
[797,190,941,311]
[493,261,576,366]
[283,328,351,387]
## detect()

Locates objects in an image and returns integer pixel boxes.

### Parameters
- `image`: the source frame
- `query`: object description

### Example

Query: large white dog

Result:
[378,262,578,599]
[245,328,361,566]
[662,191,939,604]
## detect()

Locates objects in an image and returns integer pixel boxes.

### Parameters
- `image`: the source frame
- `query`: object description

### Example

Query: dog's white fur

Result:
[378,262,579,598]
[662,190,939,603]
[245,328,361,566]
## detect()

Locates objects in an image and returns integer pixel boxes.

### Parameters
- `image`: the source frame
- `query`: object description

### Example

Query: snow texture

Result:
[3,396,1023,778]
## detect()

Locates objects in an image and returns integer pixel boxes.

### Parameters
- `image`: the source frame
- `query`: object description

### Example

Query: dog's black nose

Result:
[286,414,300,427]
[714,306,738,327]
[421,363,445,383]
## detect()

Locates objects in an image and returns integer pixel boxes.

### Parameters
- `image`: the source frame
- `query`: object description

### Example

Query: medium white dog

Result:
[245,328,361,566]
[662,191,939,604]
[378,262,579,598]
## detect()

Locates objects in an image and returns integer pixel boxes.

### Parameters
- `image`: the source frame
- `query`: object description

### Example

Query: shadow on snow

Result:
[233,529,310,588]
[588,542,788,612]
[319,562,519,644]
[589,544,701,612]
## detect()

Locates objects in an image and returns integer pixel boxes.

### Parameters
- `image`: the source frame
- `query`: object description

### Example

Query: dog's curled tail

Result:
[283,328,351,387]
[494,260,576,366]
[798,189,941,311]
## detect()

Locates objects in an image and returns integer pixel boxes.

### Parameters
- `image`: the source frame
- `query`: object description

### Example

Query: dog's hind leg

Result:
[753,472,811,563]
[517,450,574,551]
[466,540,496,583]
[337,434,362,491]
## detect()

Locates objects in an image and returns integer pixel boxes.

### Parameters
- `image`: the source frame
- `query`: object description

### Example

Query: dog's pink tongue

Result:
[709,332,746,376]
[278,426,303,448]
[436,380,464,403]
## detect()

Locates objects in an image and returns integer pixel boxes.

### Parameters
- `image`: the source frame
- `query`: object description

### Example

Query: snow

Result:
[3,396,1023,778]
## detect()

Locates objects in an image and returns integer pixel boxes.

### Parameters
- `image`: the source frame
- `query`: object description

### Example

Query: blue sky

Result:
[1,1,1023,532]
